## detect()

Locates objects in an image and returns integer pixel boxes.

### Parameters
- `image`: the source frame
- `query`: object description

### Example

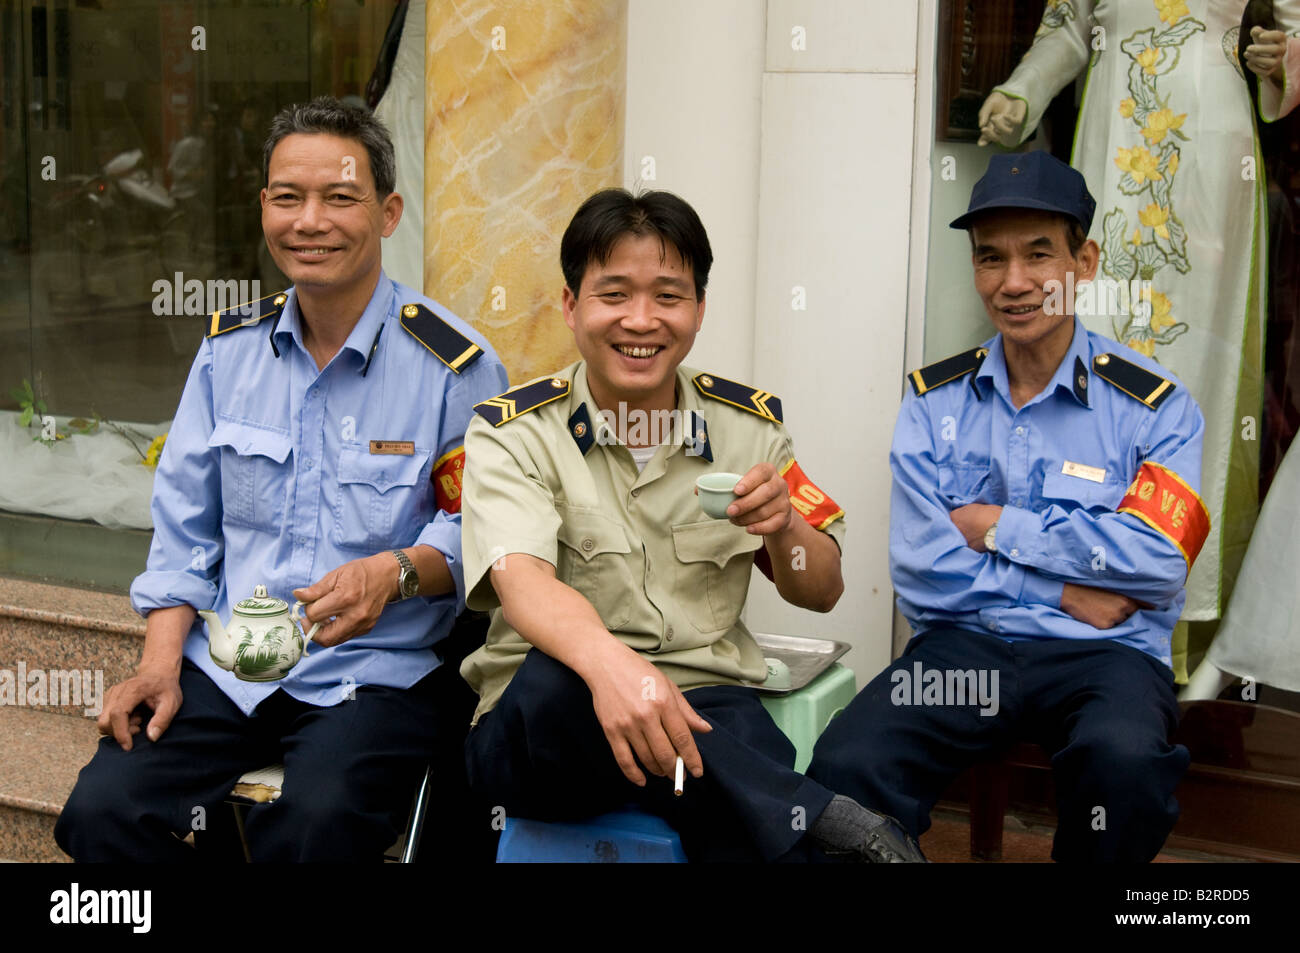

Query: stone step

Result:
[0,577,144,716]
[0,706,100,862]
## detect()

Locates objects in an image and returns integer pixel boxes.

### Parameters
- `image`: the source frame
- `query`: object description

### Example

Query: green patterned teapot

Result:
[199,585,321,682]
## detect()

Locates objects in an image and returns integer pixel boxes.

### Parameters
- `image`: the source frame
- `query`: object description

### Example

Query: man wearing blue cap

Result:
[808,151,1207,862]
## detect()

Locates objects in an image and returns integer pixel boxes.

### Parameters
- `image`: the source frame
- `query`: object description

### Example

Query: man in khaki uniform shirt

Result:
[459,189,924,862]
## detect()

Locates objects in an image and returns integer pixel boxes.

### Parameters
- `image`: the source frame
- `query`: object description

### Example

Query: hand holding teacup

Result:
[696,463,795,537]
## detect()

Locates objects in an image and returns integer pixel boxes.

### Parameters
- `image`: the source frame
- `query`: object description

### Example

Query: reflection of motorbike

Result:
[51,149,176,255]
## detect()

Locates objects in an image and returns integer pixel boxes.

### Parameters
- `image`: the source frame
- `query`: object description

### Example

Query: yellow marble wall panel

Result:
[425,0,627,385]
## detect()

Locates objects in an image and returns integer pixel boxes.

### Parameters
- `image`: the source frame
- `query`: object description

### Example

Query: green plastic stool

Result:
[760,663,857,773]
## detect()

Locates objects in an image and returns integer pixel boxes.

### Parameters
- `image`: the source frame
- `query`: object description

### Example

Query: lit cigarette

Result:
[674,756,685,796]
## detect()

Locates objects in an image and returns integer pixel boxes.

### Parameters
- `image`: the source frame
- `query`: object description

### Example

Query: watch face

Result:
[400,570,420,599]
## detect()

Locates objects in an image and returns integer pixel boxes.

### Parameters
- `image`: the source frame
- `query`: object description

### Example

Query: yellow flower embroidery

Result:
[1119,98,1136,118]
[1141,288,1176,331]
[1167,152,1179,176]
[1126,337,1157,357]
[144,433,168,469]
[1141,107,1186,145]
[1115,146,1164,184]
[1130,227,1143,246]
[1137,47,1161,75]
[1138,203,1171,239]
[1153,0,1189,26]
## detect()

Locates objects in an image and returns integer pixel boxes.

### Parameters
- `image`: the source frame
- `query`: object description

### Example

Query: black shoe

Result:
[811,794,928,863]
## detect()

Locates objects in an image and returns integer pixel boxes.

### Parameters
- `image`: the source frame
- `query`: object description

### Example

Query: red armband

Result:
[1117,461,1211,567]
[432,446,465,513]
[780,459,843,531]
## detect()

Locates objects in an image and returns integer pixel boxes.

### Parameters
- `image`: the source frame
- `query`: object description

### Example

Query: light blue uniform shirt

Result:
[890,317,1206,668]
[131,274,509,714]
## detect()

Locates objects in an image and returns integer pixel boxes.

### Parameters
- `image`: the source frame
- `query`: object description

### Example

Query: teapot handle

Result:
[290,600,323,653]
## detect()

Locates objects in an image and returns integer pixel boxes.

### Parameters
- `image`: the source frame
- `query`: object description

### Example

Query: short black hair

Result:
[967,212,1088,257]
[561,189,712,300]
[263,96,396,196]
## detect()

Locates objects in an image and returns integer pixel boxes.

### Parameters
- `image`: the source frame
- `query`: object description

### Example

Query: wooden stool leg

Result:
[968,760,1009,861]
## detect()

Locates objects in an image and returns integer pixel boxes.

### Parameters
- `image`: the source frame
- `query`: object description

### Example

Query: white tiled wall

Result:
[625,0,932,684]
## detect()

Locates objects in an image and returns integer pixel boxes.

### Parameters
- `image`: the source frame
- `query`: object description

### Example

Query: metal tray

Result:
[744,631,851,695]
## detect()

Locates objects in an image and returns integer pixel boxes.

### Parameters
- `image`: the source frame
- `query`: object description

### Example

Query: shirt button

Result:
[298,536,308,546]
[630,488,640,498]
[666,626,675,642]
[986,621,998,632]
[1010,548,1019,557]
[581,538,594,552]
[304,458,314,470]
[1015,426,1025,435]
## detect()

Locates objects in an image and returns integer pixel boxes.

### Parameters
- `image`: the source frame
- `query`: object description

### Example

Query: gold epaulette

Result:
[907,346,989,396]
[474,377,570,427]
[399,303,483,374]
[692,373,782,424]
[207,290,288,337]
[1092,353,1175,410]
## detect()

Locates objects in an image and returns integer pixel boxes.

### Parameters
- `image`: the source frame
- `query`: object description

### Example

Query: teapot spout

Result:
[199,610,236,671]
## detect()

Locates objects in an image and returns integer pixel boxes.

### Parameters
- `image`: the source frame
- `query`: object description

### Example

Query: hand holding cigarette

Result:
[585,642,712,787]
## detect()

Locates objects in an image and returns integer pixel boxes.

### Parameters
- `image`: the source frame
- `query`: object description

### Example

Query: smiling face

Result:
[562,233,705,416]
[260,132,401,302]
[970,207,1097,356]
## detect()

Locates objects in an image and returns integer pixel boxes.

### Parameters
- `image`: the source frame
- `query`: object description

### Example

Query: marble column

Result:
[425,0,627,384]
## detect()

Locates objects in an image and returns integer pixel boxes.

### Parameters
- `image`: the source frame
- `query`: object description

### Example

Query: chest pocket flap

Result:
[557,508,632,561]
[1041,470,1126,511]
[671,519,761,569]
[208,420,292,462]
[337,445,429,493]
[208,420,293,530]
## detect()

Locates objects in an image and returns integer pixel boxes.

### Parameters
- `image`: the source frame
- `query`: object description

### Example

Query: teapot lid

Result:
[233,584,288,616]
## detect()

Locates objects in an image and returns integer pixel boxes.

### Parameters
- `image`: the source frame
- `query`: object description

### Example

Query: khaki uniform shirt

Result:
[459,361,847,724]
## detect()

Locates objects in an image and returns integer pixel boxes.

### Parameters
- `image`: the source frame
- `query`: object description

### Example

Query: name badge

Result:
[1062,460,1106,484]
[369,440,414,456]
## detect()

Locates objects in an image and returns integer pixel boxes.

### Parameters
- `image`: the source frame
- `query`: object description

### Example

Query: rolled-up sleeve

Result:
[130,340,224,615]
[413,355,510,610]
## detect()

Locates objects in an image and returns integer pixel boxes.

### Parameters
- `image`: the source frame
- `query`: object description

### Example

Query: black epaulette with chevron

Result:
[692,372,782,424]
[474,377,571,427]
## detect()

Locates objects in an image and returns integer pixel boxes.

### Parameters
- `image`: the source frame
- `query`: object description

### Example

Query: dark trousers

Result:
[466,649,835,862]
[807,627,1189,863]
[55,657,483,862]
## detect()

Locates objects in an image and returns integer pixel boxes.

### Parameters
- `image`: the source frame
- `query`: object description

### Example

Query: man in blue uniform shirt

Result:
[809,151,1206,862]
[56,97,508,861]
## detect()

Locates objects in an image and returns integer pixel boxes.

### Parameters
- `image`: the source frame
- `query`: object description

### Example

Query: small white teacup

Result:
[696,472,742,519]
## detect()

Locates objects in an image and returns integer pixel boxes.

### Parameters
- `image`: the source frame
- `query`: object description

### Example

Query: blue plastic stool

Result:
[496,807,688,863]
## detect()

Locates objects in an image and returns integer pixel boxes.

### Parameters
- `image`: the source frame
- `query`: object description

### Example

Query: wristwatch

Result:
[391,549,420,601]
[984,521,999,554]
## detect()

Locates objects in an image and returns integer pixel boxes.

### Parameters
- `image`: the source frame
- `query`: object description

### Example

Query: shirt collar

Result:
[271,273,394,374]
[568,362,713,462]
[974,316,1092,409]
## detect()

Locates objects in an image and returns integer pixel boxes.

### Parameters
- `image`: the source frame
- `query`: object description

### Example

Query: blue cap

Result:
[950,151,1096,233]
